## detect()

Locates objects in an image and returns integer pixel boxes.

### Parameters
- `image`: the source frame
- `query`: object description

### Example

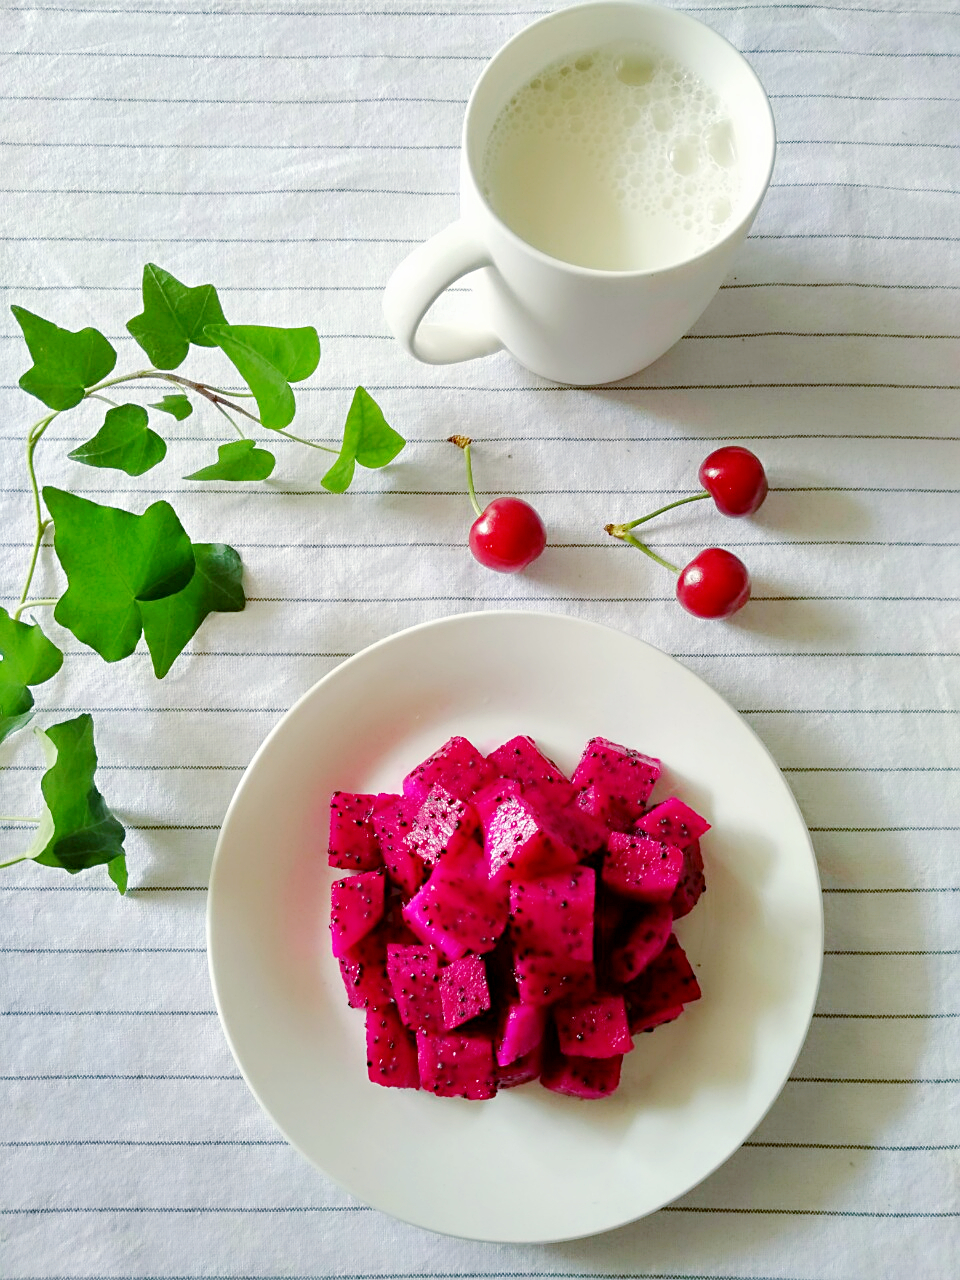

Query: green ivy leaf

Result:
[11,306,117,411]
[0,687,32,745]
[26,715,127,891]
[322,387,405,493]
[68,403,167,477]
[107,853,128,894]
[126,263,228,370]
[184,439,276,482]
[204,323,320,430]
[0,607,63,745]
[44,487,196,663]
[140,543,245,679]
[150,393,193,421]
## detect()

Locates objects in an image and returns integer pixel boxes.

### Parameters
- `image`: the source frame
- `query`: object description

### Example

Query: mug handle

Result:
[383,220,504,364]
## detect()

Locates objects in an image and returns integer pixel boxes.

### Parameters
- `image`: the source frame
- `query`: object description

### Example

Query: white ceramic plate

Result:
[207,610,822,1243]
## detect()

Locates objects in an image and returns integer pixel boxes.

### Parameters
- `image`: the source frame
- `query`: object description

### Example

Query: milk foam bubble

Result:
[480,43,741,271]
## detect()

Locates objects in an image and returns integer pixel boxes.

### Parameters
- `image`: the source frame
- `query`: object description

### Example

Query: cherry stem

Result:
[612,491,710,534]
[449,435,483,518]
[613,529,680,574]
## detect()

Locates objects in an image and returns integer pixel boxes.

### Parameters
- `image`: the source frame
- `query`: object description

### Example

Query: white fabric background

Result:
[0,1,958,1276]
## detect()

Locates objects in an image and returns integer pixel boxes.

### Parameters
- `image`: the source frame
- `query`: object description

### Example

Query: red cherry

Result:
[676,548,751,618]
[469,497,546,573]
[698,446,768,516]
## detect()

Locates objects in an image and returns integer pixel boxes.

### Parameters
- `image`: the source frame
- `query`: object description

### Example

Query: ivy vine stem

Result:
[86,367,262,426]
[271,426,337,454]
[203,385,256,398]
[0,816,40,824]
[86,367,335,452]
[18,412,58,612]
[212,401,248,441]
[15,599,57,617]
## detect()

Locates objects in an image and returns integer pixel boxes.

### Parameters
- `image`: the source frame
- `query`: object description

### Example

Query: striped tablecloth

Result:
[1,1,957,1276]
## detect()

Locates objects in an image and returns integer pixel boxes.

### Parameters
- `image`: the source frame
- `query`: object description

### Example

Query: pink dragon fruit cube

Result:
[553,992,633,1058]
[329,870,385,958]
[403,736,498,804]
[634,796,710,845]
[365,1004,419,1089]
[510,866,597,1005]
[635,798,710,918]
[386,941,444,1033]
[371,794,425,898]
[408,785,479,866]
[609,902,673,984]
[416,1029,497,1099]
[486,735,579,807]
[603,831,684,901]
[572,736,661,831]
[440,954,491,1029]
[472,780,582,882]
[541,1049,623,1099]
[624,934,701,1034]
[402,839,509,961]
[327,791,382,870]
[495,1000,548,1067]
[338,925,393,1010]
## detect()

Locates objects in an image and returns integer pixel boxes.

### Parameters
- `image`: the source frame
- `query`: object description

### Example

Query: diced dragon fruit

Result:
[635,798,710,918]
[669,838,706,919]
[329,870,386,958]
[497,1043,544,1088]
[534,793,608,860]
[417,1029,497,1099]
[603,831,684,901]
[473,780,581,882]
[510,867,596,1005]
[365,1004,420,1089]
[635,796,711,845]
[495,999,548,1067]
[440,954,491,1029]
[541,1049,623,1099]
[572,736,661,830]
[553,993,633,1058]
[402,839,508,961]
[509,866,595,962]
[513,953,595,1006]
[609,902,673,984]
[371,794,425,897]
[407,785,479,866]
[331,733,710,1103]
[338,925,393,1010]
[403,735,498,804]
[386,941,444,1032]
[487,735,579,806]
[624,933,701,1034]
[327,791,382,870]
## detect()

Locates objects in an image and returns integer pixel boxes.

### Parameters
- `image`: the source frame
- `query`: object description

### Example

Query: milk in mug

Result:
[480,42,741,272]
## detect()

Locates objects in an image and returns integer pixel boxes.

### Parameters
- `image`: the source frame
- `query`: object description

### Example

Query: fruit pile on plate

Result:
[328,733,707,1099]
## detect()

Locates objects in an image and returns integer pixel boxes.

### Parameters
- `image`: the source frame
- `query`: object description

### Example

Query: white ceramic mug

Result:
[383,0,775,386]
